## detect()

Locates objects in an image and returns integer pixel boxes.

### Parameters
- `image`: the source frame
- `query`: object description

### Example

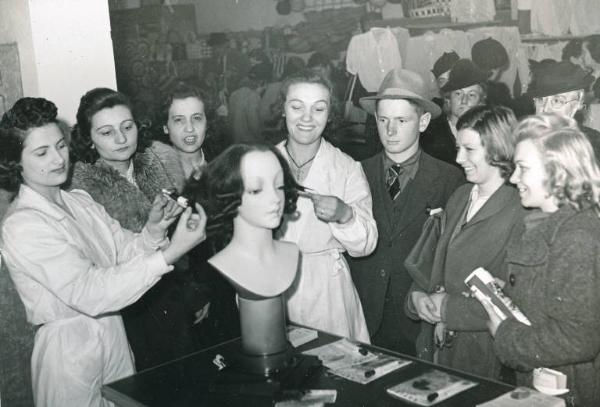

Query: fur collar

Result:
[69,143,184,232]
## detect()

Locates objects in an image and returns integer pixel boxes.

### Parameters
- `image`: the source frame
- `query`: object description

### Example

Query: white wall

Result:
[28,0,117,124]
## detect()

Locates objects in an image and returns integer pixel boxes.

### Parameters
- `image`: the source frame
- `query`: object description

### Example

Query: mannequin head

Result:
[185,143,300,247]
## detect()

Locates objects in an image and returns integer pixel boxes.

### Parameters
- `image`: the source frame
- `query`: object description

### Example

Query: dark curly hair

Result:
[456,105,517,181]
[70,88,149,164]
[184,143,302,250]
[0,97,59,192]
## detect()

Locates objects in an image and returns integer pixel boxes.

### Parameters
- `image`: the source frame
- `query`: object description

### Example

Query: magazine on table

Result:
[302,339,411,384]
[386,369,477,406]
[464,267,531,326]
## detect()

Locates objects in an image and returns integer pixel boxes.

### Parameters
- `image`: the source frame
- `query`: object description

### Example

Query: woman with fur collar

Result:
[159,82,240,348]
[69,88,207,370]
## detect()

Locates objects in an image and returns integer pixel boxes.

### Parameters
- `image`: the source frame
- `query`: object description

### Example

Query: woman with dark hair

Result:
[274,69,377,342]
[479,115,600,407]
[0,97,206,406]
[408,105,524,380]
[69,87,202,370]
[159,82,240,347]
[0,115,35,407]
[159,82,216,179]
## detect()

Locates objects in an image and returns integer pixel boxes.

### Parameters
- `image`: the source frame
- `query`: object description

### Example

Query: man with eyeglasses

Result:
[527,60,600,159]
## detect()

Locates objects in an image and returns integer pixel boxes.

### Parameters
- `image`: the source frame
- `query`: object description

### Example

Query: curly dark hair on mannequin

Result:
[70,87,149,164]
[184,143,302,250]
[0,97,59,192]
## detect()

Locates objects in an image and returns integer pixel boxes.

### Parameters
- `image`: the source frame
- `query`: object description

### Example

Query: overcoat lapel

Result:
[456,184,515,233]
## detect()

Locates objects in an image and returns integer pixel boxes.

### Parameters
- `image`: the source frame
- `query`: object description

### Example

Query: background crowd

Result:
[2,33,600,407]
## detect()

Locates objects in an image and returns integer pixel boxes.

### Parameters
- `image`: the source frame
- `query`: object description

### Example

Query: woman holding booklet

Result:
[479,114,600,407]
[407,105,524,380]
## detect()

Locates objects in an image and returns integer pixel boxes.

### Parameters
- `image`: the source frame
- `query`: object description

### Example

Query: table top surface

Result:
[102,330,514,407]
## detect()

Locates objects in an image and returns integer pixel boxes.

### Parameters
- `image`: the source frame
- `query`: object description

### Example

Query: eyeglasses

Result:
[534,95,580,110]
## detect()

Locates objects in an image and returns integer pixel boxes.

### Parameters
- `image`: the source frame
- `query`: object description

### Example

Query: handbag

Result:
[404,207,446,291]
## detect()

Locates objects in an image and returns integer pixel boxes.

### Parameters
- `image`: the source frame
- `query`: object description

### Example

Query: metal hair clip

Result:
[162,188,190,208]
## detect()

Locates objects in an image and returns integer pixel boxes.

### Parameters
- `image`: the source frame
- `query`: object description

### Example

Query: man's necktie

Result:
[387,164,403,200]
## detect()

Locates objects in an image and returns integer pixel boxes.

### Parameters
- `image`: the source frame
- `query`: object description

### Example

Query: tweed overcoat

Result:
[494,206,600,407]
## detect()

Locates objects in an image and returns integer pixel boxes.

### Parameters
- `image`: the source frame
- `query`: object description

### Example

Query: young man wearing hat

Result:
[348,68,464,356]
[420,59,489,166]
[528,60,600,158]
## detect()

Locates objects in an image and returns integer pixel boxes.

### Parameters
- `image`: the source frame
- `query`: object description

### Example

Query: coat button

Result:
[380,269,386,277]
[509,274,516,286]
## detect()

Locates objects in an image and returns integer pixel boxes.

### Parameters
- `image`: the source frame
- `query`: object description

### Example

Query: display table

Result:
[102,328,513,406]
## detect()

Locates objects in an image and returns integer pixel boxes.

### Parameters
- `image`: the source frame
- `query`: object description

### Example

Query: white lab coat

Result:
[276,140,378,343]
[1,186,172,407]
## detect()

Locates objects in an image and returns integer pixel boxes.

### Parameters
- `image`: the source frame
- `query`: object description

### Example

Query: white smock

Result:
[276,140,378,343]
[1,186,172,407]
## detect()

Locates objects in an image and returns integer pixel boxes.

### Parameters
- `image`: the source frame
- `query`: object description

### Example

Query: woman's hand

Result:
[193,302,210,325]
[473,290,503,337]
[310,193,353,224]
[146,194,185,240]
[162,203,207,265]
[412,291,444,324]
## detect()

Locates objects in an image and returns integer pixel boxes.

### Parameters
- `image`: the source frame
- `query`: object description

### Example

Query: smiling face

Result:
[164,97,207,154]
[21,123,69,196]
[447,84,485,121]
[90,105,138,167]
[284,82,330,148]
[510,139,558,213]
[456,128,502,188]
[376,99,430,161]
[236,150,285,230]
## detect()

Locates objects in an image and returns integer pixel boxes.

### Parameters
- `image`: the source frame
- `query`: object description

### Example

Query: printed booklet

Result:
[303,339,411,384]
[465,267,531,326]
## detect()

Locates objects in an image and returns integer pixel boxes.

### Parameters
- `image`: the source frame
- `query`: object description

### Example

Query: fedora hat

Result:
[527,60,594,98]
[440,59,490,93]
[360,68,441,118]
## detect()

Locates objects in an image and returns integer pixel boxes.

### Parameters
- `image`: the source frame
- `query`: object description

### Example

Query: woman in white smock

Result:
[275,70,378,342]
[0,97,206,407]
